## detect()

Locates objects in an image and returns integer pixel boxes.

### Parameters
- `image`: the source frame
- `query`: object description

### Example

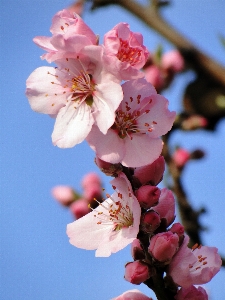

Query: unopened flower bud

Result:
[70,198,90,219]
[83,183,102,201]
[81,172,101,189]
[161,50,184,73]
[182,115,208,130]
[51,185,76,206]
[131,239,145,260]
[141,210,161,233]
[144,65,164,91]
[135,185,161,209]
[175,286,208,300]
[169,223,184,237]
[173,148,190,168]
[153,188,175,227]
[148,232,179,262]
[124,261,150,285]
[95,156,122,176]
[134,156,165,186]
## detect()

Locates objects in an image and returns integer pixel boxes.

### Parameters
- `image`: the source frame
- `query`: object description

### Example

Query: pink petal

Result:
[122,135,163,167]
[86,126,125,164]
[52,102,94,148]
[26,66,68,115]
[93,82,123,133]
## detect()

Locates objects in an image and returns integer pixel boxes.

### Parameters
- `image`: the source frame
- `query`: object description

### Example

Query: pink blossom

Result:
[153,188,175,226]
[103,23,149,80]
[51,185,75,206]
[135,185,161,209]
[124,261,150,285]
[87,79,175,167]
[70,198,90,219]
[112,289,152,300]
[173,148,190,168]
[168,235,222,288]
[133,156,165,186]
[175,286,208,300]
[149,232,179,262]
[67,174,141,257]
[34,10,97,62]
[161,50,184,73]
[26,46,123,148]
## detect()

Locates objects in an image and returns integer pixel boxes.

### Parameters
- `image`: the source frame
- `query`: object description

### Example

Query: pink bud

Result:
[169,223,184,237]
[83,183,102,201]
[141,211,161,233]
[124,261,150,285]
[161,50,184,73]
[81,172,101,189]
[135,186,160,209]
[182,115,208,130]
[153,188,175,226]
[144,65,165,91]
[134,156,165,186]
[131,239,145,260]
[69,198,90,219]
[95,156,122,176]
[175,286,208,300]
[148,232,179,262]
[51,185,75,206]
[173,148,190,168]
[112,289,153,300]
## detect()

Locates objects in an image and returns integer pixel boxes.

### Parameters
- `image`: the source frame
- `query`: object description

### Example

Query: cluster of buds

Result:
[51,172,103,219]
[143,49,184,92]
[111,156,221,299]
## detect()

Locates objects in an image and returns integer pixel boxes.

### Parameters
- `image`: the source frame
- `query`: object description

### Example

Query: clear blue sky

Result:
[1,1,225,299]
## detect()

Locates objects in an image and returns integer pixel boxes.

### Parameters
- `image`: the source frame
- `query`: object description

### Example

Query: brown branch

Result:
[91,0,225,87]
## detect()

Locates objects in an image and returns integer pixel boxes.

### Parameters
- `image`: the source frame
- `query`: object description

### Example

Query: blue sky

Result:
[1,1,225,299]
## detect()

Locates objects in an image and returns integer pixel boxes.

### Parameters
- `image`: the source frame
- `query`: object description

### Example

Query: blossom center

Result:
[112,95,156,139]
[91,192,134,230]
[70,71,95,105]
[117,38,141,66]
[189,245,208,272]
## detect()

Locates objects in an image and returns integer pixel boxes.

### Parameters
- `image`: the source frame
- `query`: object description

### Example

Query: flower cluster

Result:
[26,9,222,300]
[26,9,175,167]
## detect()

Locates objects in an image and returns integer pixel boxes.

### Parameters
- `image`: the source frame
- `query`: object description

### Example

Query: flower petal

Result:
[122,135,163,167]
[52,102,94,148]
[86,126,125,163]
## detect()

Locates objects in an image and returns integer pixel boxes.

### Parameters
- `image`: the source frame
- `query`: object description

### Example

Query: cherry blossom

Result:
[66,174,141,257]
[26,46,123,148]
[33,10,97,62]
[103,23,149,80]
[86,78,175,167]
[168,235,222,288]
